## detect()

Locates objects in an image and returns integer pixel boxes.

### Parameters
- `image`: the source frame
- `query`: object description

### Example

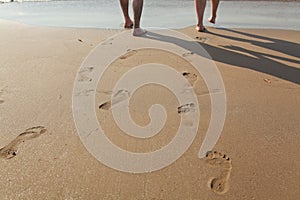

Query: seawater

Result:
[0,0,299,30]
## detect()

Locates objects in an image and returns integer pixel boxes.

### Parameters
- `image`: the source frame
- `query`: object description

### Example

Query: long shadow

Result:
[209,28,300,59]
[142,30,300,84]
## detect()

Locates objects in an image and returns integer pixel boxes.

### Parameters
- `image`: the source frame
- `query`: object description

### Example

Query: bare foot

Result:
[133,28,147,36]
[208,16,216,24]
[124,20,133,29]
[195,25,206,32]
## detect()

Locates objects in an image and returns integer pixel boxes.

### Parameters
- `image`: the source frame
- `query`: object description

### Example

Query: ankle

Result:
[196,24,204,29]
[134,25,140,29]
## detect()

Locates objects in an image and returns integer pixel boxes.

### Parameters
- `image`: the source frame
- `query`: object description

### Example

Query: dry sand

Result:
[0,19,299,199]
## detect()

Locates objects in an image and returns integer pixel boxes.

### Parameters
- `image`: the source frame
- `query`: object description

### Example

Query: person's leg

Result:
[195,0,207,32]
[132,0,146,36]
[208,0,220,24]
[132,0,143,28]
[119,0,133,28]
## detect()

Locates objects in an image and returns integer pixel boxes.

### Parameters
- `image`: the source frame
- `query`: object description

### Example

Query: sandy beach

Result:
[0,18,300,199]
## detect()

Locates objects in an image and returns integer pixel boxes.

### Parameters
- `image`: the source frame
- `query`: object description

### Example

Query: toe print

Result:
[206,151,232,194]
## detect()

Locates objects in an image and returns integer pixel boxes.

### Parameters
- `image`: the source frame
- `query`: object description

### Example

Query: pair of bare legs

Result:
[119,0,146,36]
[195,0,220,32]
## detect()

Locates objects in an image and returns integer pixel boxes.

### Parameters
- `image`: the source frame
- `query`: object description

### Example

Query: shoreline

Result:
[1,1,300,31]
[1,18,300,32]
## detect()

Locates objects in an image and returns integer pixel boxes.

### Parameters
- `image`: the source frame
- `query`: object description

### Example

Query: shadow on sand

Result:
[142,28,300,84]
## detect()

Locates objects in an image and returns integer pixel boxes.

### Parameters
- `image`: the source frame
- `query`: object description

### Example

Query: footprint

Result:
[177,103,195,114]
[99,101,112,110]
[206,151,232,194]
[99,89,130,110]
[119,49,137,60]
[182,51,194,57]
[195,36,209,43]
[0,86,8,95]
[182,72,198,86]
[101,38,114,46]
[78,66,94,82]
[0,126,47,159]
[75,89,94,97]
[80,66,94,73]
[0,87,7,104]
